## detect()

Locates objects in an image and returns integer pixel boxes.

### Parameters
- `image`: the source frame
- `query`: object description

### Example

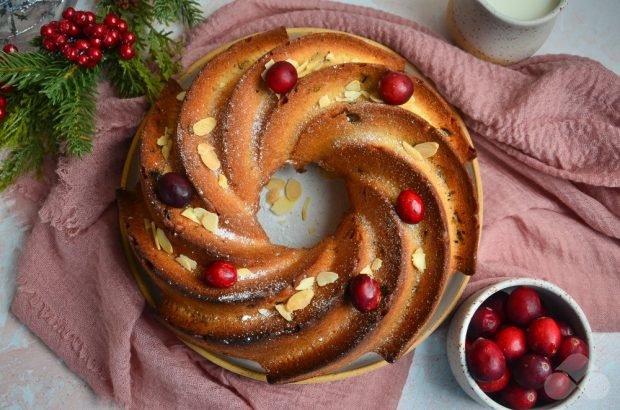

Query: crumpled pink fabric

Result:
[9,0,620,408]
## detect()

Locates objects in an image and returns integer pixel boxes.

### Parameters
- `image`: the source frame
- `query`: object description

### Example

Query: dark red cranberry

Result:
[3,43,18,54]
[349,274,381,312]
[465,338,472,352]
[556,351,589,382]
[74,11,88,26]
[92,23,108,39]
[468,306,501,339]
[557,321,575,338]
[506,286,543,326]
[85,11,96,25]
[117,19,128,33]
[90,37,104,48]
[264,61,298,94]
[103,30,120,48]
[63,46,79,62]
[155,172,194,208]
[466,338,506,382]
[204,261,237,288]
[0,106,6,121]
[513,354,552,389]
[557,336,589,363]
[527,317,561,357]
[77,54,91,67]
[395,189,425,224]
[68,23,80,37]
[62,7,76,20]
[87,47,103,64]
[122,31,136,45]
[54,34,67,47]
[477,367,510,393]
[494,325,527,361]
[58,19,72,34]
[43,39,56,51]
[543,371,574,401]
[83,23,96,37]
[0,95,6,110]
[75,39,90,51]
[501,383,537,410]
[104,13,120,28]
[481,291,508,322]
[40,24,55,38]
[378,71,413,105]
[119,44,135,60]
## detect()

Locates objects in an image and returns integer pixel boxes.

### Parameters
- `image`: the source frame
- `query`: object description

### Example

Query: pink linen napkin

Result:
[10,0,620,408]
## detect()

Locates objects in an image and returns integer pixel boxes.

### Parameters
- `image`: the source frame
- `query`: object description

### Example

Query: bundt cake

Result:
[117,27,480,383]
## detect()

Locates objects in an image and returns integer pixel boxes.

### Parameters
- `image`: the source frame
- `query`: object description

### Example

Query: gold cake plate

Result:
[120,28,483,384]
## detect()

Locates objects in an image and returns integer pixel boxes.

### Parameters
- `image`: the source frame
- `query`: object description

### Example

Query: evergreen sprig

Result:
[0,1,204,191]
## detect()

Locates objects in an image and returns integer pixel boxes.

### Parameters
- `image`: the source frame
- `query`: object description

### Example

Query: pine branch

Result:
[152,0,203,27]
[0,51,68,90]
[105,57,162,101]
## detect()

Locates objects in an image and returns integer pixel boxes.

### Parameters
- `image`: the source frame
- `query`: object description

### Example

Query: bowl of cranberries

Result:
[447,278,593,409]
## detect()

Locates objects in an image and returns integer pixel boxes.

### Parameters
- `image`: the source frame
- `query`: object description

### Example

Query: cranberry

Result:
[54,34,67,47]
[92,23,108,39]
[513,354,552,389]
[465,338,472,352]
[506,287,543,326]
[204,261,237,288]
[117,19,128,33]
[557,336,589,363]
[468,306,501,339]
[75,39,90,51]
[264,61,298,94]
[40,24,55,38]
[349,274,381,312]
[104,30,121,47]
[395,189,425,224]
[62,7,76,20]
[90,38,104,48]
[527,317,561,357]
[68,23,80,37]
[88,47,103,64]
[3,43,18,54]
[466,338,506,382]
[155,172,194,208]
[378,71,413,105]
[85,12,96,25]
[555,336,589,381]
[494,326,527,361]
[43,39,56,51]
[0,107,6,120]
[104,13,120,28]
[0,95,6,110]
[75,11,88,27]
[83,23,96,37]
[543,371,574,401]
[119,44,135,60]
[557,321,575,338]
[477,367,510,393]
[77,54,91,67]
[556,351,589,382]
[58,19,72,34]
[481,291,508,322]
[501,384,537,410]
[122,32,136,45]
[63,46,79,62]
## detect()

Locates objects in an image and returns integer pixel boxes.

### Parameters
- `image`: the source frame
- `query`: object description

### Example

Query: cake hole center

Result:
[257,164,350,249]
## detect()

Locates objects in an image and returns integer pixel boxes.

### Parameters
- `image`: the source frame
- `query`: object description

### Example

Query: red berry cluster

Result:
[39,7,136,68]
[465,287,590,409]
[0,43,19,121]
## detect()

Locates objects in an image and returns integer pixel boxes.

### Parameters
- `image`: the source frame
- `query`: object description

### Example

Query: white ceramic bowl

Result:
[447,278,593,409]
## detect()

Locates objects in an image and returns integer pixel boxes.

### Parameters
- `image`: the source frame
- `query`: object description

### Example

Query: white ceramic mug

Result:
[447,0,568,65]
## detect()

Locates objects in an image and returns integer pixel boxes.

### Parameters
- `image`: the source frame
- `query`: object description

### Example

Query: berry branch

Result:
[0,2,203,191]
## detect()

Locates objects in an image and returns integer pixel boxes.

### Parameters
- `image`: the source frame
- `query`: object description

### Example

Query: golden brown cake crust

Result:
[117,28,480,383]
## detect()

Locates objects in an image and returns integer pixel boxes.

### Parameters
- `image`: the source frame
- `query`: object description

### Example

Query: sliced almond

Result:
[150,221,159,250]
[402,141,424,161]
[412,248,426,272]
[344,90,362,101]
[266,177,285,191]
[301,197,311,221]
[317,271,339,286]
[156,228,173,254]
[270,197,295,216]
[369,94,383,103]
[237,268,252,277]
[156,135,169,146]
[371,258,383,271]
[258,308,271,317]
[345,80,362,92]
[295,277,315,291]
[200,211,219,234]
[192,207,208,220]
[175,254,197,271]
[414,142,439,159]
[335,96,348,102]
[266,188,281,205]
[161,141,171,161]
[197,142,214,154]
[285,178,302,202]
[163,164,173,174]
[275,304,293,321]
[286,289,314,311]
[285,58,299,68]
[360,264,373,275]
[181,208,200,224]
[198,146,221,171]
[325,52,335,62]
[261,59,276,79]
[193,117,217,136]
[218,174,229,189]
[176,91,186,101]
[318,95,332,108]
